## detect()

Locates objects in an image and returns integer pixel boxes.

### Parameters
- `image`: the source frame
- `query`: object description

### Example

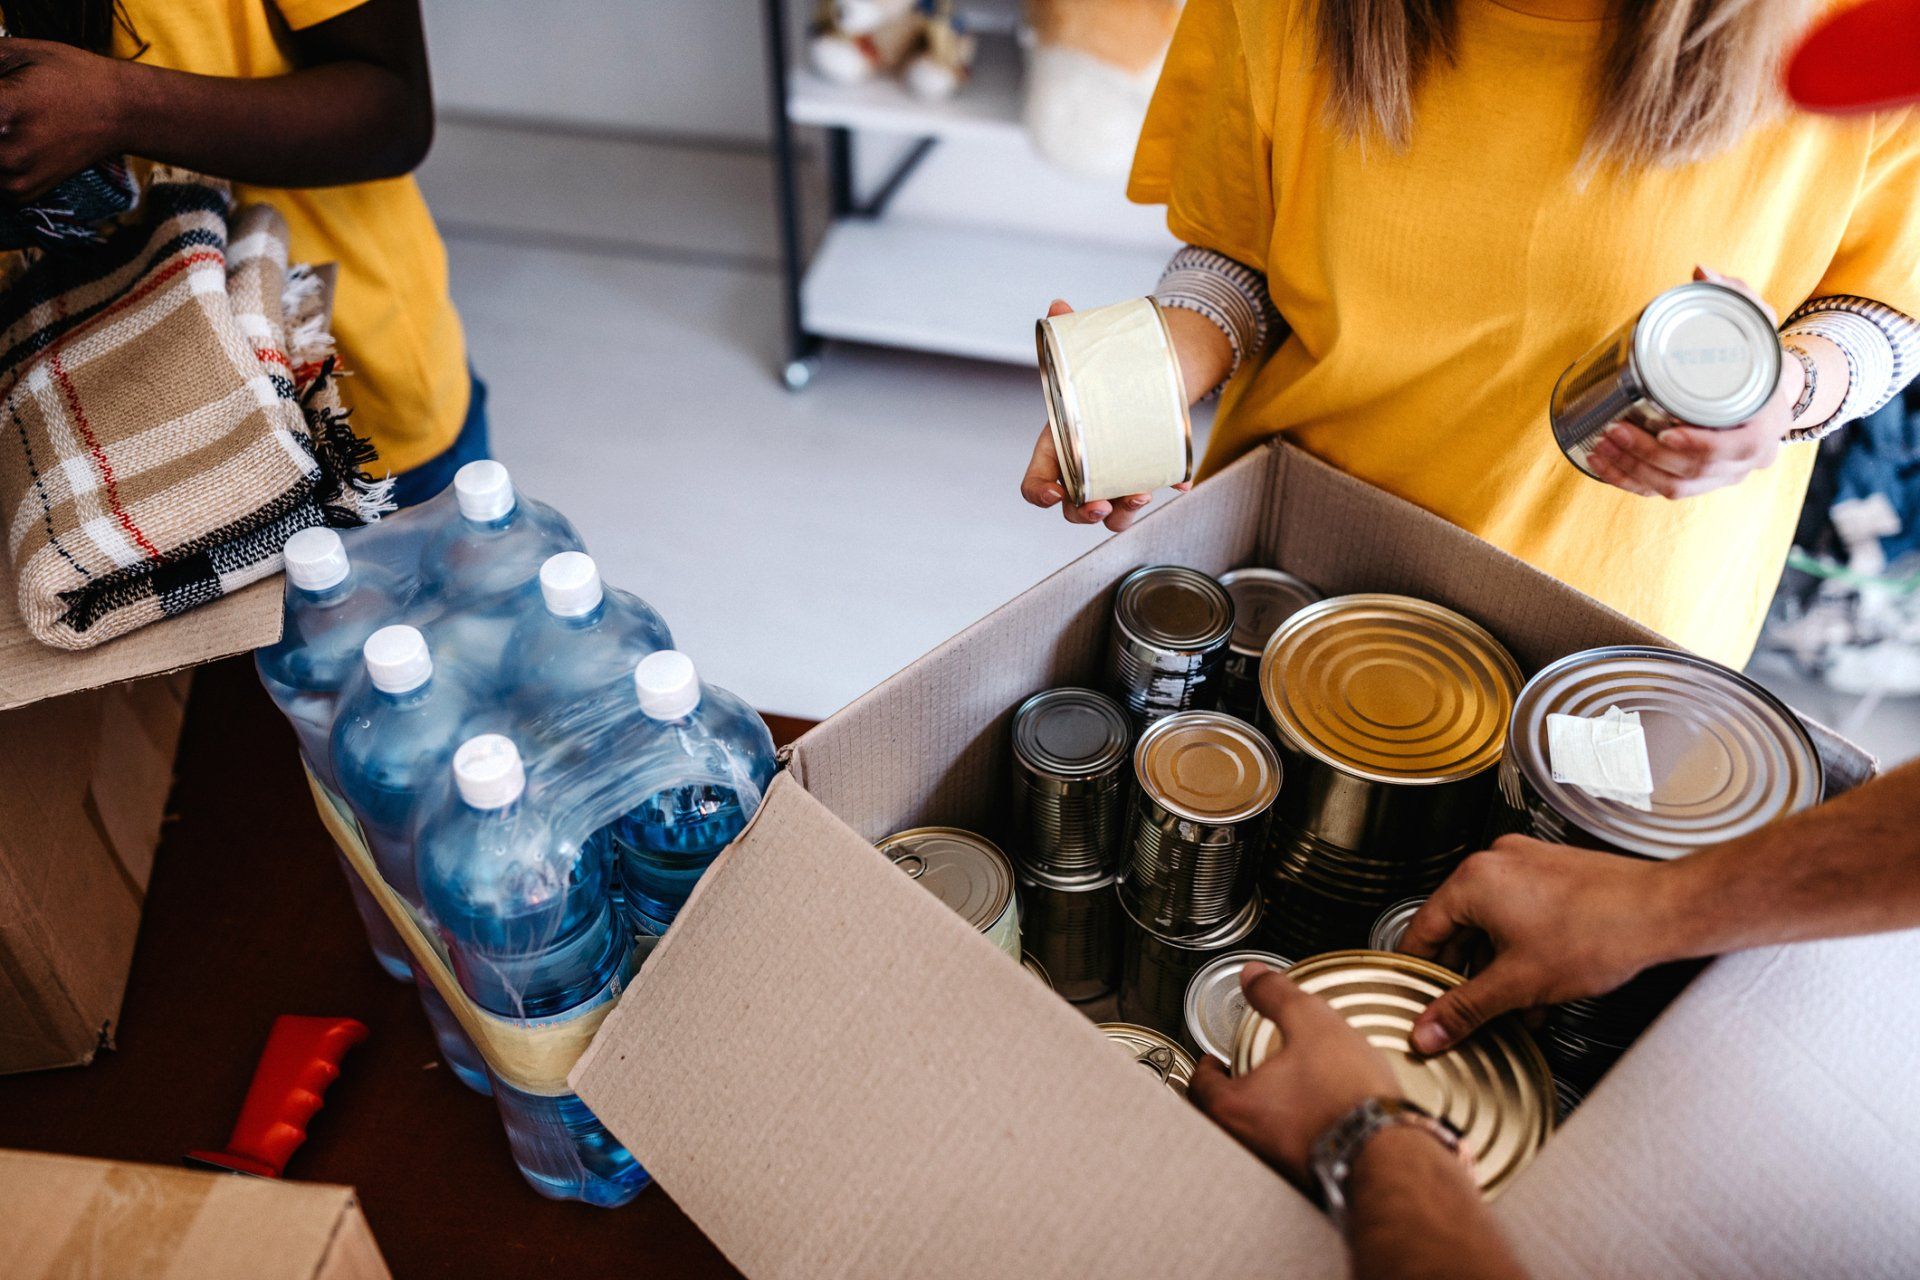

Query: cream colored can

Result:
[1038,297,1194,505]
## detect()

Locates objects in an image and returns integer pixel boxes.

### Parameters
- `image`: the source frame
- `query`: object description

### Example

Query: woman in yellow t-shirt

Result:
[0,0,476,507]
[1019,0,1920,666]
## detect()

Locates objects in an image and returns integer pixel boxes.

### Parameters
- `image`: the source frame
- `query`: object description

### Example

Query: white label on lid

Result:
[1547,705,1655,810]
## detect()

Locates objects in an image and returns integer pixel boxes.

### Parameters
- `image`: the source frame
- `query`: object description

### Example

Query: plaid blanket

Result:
[0,159,140,252]
[0,170,389,650]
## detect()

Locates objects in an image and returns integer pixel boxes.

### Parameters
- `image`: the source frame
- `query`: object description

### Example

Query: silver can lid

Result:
[879,827,1016,932]
[1099,1022,1197,1096]
[1114,565,1234,653]
[1183,949,1294,1064]
[1633,282,1781,427]
[1219,567,1323,657]
[1368,897,1429,953]
[1012,687,1133,780]
[1509,646,1822,860]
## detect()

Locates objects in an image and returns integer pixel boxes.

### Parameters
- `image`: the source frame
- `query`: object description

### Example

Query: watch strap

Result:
[1308,1097,1470,1229]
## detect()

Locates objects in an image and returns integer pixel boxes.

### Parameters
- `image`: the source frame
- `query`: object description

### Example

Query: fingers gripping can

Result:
[1182,949,1293,1063]
[1549,281,1782,480]
[1037,297,1194,506]
[1118,890,1264,1037]
[1106,565,1235,728]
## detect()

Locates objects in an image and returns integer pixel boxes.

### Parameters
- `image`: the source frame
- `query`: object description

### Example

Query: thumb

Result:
[1410,960,1535,1056]
[1047,298,1074,318]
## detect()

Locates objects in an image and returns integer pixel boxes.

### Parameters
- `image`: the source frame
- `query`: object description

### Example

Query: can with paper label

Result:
[1038,297,1194,505]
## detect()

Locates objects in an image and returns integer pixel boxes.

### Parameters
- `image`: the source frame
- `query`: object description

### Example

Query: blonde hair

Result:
[1315,0,1812,167]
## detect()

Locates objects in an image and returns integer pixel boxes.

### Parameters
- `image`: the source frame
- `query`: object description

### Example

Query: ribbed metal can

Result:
[1550,281,1782,481]
[879,827,1022,961]
[1182,949,1294,1063]
[1010,687,1133,880]
[1230,950,1554,1199]
[1118,711,1281,934]
[1215,567,1322,726]
[1118,891,1264,1038]
[1100,1022,1197,1097]
[1367,896,1428,954]
[1105,565,1235,728]
[1016,866,1122,1002]
[1258,595,1521,958]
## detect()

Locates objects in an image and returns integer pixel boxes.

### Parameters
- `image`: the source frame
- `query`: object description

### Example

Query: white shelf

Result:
[788,31,1026,142]
[800,217,1169,364]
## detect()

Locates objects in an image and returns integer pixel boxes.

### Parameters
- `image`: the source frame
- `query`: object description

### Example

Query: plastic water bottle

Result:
[505,552,673,728]
[331,625,493,1095]
[256,528,413,982]
[418,462,584,683]
[602,651,777,935]
[417,734,650,1206]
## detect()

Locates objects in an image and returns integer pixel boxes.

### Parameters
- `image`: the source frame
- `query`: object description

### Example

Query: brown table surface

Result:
[0,655,811,1279]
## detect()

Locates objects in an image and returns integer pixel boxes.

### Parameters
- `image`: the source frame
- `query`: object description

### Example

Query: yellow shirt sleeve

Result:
[1811,107,1920,316]
[1126,0,1276,272]
[273,0,369,32]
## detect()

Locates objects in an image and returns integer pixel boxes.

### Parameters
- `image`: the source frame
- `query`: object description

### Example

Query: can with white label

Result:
[1550,282,1781,480]
[1038,297,1194,506]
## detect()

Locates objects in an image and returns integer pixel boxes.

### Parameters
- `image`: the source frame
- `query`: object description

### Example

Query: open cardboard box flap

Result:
[575,443,1911,1278]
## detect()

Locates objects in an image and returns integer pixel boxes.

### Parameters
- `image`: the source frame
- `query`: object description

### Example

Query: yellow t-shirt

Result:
[112,0,469,474]
[1129,0,1920,666]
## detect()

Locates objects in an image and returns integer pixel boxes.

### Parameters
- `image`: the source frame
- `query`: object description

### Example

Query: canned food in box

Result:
[1106,565,1234,728]
[1118,890,1263,1037]
[1182,949,1293,1064]
[1216,568,1322,726]
[880,827,1021,961]
[1010,687,1132,880]
[1099,1022,1197,1097]
[1017,866,1121,1002]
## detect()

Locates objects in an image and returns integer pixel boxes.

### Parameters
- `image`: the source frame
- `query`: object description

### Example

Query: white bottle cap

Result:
[539,551,604,618]
[363,624,432,694]
[635,650,700,720]
[283,526,350,592]
[453,733,526,809]
[454,459,516,523]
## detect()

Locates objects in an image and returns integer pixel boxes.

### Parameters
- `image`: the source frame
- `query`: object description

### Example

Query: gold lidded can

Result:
[1106,565,1235,728]
[1216,567,1323,726]
[1368,897,1428,954]
[1182,949,1293,1064]
[1010,687,1134,880]
[1121,710,1281,934]
[1099,1021,1197,1097]
[1119,889,1264,1037]
[879,827,1021,961]
[1550,281,1782,481]
[1037,297,1194,507]
[1022,953,1054,989]
[1016,866,1122,1002]
[1230,951,1553,1198]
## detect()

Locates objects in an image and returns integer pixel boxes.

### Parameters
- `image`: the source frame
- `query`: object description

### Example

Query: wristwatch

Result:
[1308,1096,1471,1229]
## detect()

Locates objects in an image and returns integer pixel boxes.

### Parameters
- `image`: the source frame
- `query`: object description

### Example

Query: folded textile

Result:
[0,159,140,252]
[0,169,389,650]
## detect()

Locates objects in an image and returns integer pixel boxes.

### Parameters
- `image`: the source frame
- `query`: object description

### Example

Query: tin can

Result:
[1119,710,1280,933]
[1106,565,1235,727]
[1259,595,1521,958]
[1230,951,1553,1198]
[1037,297,1194,506]
[1010,687,1133,879]
[1367,896,1428,954]
[1118,891,1264,1037]
[1016,867,1122,1002]
[1501,645,1822,861]
[1099,1022,1197,1097]
[1182,949,1293,1064]
[1550,282,1782,480]
[880,827,1022,961]
[1216,568,1323,725]
[1022,953,1054,989]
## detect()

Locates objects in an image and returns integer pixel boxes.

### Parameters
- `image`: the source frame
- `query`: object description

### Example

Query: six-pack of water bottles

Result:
[255,459,777,1207]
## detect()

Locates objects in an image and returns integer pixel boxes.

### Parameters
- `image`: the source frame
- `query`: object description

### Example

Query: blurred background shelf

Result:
[787,28,1027,142]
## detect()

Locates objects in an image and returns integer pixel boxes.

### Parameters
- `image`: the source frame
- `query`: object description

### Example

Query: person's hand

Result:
[1188,962,1403,1182]
[0,40,131,203]
[1398,835,1687,1054]
[1585,266,1798,500]
[1021,299,1193,533]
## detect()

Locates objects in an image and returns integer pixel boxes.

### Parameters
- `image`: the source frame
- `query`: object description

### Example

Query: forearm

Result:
[111,61,431,187]
[1780,333,1849,435]
[1163,305,1235,408]
[1343,1129,1527,1280]
[1653,760,1920,962]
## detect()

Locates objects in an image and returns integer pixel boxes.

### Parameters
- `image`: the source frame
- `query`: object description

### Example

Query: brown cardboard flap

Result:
[573,773,1340,1280]
[0,1149,390,1279]
[0,575,279,713]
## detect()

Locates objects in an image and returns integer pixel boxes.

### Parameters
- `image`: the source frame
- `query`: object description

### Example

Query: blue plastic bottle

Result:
[603,651,777,935]
[417,734,650,1206]
[330,625,493,1095]
[504,552,674,730]
[256,528,412,982]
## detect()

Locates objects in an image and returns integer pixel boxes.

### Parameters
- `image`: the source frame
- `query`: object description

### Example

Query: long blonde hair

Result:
[1316,0,1812,167]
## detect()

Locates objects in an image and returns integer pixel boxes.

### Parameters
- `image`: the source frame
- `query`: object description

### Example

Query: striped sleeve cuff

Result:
[1781,294,1919,441]
[1153,245,1282,400]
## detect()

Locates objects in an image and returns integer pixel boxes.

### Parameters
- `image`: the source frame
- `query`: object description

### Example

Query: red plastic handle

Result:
[187,1015,368,1178]
[1786,0,1920,115]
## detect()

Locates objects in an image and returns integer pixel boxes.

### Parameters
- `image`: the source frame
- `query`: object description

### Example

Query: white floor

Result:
[418,118,1919,763]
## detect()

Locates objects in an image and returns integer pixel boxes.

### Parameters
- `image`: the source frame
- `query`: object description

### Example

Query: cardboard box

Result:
[0,579,278,1074]
[0,1149,389,1279]
[573,442,1918,1278]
